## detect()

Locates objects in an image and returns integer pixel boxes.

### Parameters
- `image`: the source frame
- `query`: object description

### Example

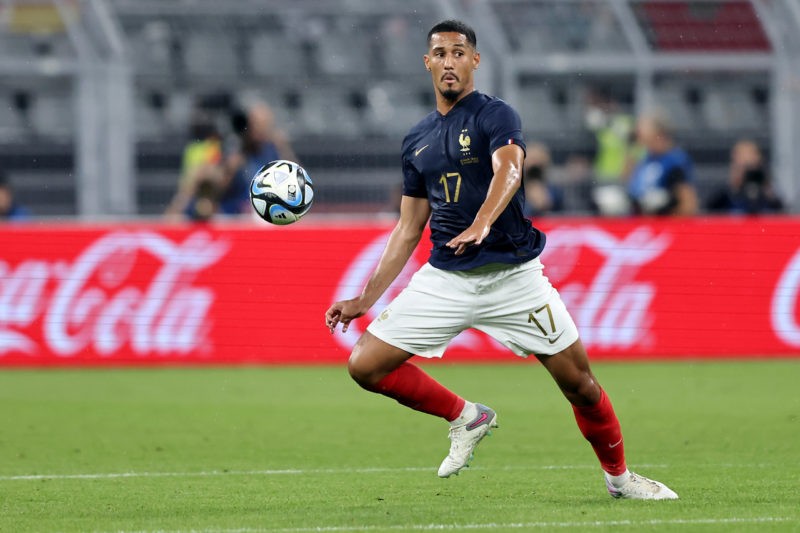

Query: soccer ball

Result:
[249,160,314,225]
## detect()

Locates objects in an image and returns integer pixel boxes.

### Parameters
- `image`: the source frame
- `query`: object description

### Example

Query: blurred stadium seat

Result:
[29,91,74,140]
[184,32,239,79]
[633,1,770,51]
[249,32,305,78]
[0,93,26,142]
[364,83,429,136]
[517,85,571,134]
[493,0,629,53]
[701,84,768,133]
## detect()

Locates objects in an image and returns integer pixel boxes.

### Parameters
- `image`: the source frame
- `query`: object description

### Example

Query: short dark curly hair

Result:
[427,19,477,49]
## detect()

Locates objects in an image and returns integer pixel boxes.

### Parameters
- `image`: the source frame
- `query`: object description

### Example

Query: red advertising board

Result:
[0,217,798,366]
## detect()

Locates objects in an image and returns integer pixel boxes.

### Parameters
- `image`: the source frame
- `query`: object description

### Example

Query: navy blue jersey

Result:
[402,91,545,271]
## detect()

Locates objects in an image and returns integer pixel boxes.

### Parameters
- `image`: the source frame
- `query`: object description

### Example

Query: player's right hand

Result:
[325,298,369,334]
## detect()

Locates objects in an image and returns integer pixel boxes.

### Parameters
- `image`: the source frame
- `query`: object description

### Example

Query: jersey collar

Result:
[437,90,480,117]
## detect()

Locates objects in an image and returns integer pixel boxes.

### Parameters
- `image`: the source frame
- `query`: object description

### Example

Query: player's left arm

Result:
[446,143,525,255]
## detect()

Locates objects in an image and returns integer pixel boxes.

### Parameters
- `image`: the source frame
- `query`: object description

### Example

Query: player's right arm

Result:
[325,195,431,333]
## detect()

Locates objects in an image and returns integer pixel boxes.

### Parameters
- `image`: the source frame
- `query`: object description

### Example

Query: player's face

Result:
[424,32,480,103]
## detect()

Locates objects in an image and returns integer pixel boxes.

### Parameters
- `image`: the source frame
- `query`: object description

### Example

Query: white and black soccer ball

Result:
[249,160,314,225]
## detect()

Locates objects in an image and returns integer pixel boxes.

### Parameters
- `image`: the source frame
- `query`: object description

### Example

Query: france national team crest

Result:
[458,129,471,152]
[459,128,479,165]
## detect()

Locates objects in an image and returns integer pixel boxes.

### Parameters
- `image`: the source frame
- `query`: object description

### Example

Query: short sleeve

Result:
[401,156,427,198]
[480,100,527,155]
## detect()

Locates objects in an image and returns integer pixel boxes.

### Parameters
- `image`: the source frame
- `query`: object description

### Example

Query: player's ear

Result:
[472,50,480,70]
[423,54,431,71]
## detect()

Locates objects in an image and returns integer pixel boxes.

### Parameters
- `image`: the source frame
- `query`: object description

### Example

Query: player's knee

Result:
[565,372,601,406]
[553,365,601,406]
[577,373,601,404]
[347,352,379,389]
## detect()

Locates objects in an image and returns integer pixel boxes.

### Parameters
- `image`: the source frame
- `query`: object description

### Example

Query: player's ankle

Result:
[450,401,477,426]
[605,469,631,488]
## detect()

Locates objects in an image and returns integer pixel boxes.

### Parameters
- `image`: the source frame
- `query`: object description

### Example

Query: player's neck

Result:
[436,88,476,115]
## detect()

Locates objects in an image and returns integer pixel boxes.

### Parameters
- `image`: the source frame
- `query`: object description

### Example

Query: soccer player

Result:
[325,20,677,500]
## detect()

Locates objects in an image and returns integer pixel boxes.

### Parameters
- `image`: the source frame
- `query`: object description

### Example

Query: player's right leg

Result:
[348,331,463,421]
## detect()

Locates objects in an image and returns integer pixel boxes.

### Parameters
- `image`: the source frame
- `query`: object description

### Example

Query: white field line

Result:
[115,517,796,533]
[0,464,666,482]
[1,461,786,482]
[0,463,788,482]
[4,461,789,482]
[0,465,588,481]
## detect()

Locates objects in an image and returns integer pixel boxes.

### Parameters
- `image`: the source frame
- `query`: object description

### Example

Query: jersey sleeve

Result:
[480,100,527,155]
[401,155,427,198]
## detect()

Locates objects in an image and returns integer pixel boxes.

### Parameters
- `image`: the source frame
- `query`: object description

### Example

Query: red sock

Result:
[373,362,465,421]
[572,389,627,476]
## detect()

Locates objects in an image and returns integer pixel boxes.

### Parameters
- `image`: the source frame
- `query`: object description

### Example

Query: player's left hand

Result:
[325,297,369,334]
[446,223,490,256]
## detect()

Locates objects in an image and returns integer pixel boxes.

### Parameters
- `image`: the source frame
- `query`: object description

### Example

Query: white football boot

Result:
[605,471,679,500]
[438,403,498,478]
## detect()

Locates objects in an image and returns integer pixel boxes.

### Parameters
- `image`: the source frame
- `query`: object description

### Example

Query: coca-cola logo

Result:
[771,247,800,347]
[0,231,229,357]
[543,226,670,349]
[332,225,670,352]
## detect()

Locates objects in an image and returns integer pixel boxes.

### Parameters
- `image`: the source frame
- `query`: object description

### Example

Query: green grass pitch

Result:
[0,360,798,532]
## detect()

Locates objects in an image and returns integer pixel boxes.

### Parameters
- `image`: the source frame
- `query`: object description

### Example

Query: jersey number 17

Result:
[439,172,462,203]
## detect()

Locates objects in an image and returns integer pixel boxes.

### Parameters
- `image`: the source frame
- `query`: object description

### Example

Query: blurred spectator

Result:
[165,110,224,220]
[523,143,563,217]
[585,89,637,185]
[706,139,783,215]
[0,171,31,221]
[184,164,225,222]
[627,111,698,216]
[220,101,298,215]
[585,89,639,216]
[561,153,596,213]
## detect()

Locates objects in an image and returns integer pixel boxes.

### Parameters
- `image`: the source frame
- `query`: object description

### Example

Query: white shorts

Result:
[366,258,579,358]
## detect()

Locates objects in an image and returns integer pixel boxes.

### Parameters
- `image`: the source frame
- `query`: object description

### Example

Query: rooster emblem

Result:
[458,130,471,152]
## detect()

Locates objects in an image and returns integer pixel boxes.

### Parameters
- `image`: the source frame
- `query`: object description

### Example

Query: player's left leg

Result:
[537,340,678,500]
[535,340,622,472]
[473,258,676,498]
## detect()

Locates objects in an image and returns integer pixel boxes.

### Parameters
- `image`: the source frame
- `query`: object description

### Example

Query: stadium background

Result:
[1,2,800,532]
[1,0,800,218]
